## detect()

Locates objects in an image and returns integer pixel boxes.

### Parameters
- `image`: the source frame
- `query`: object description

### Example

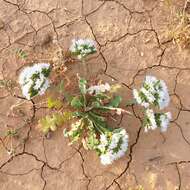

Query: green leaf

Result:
[70,96,84,109]
[108,96,122,108]
[47,97,63,109]
[41,68,51,77]
[87,112,110,134]
[91,101,101,108]
[88,111,105,122]
[79,78,87,95]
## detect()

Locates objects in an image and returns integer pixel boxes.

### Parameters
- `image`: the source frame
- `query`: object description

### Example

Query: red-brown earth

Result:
[0,0,190,189]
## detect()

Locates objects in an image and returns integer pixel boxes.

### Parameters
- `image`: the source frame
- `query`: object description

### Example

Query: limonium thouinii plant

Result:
[133,75,172,132]
[19,63,51,100]
[69,39,96,60]
[64,78,130,165]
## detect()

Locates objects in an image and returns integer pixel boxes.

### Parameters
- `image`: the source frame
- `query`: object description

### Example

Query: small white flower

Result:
[133,89,141,104]
[97,134,108,152]
[38,79,50,95]
[87,83,111,95]
[145,75,157,82]
[70,38,96,59]
[158,112,172,132]
[157,80,170,110]
[140,87,155,103]
[133,89,150,108]
[100,153,113,165]
[100,134,108,145]
[144,109,157,132]
[104,83,111,91]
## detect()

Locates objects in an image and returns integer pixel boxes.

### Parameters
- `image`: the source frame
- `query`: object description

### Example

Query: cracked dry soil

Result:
[0,0,190,189]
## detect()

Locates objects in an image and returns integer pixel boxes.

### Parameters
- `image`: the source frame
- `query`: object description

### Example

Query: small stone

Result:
[145,39,151,43]
[36,33,52,46]
[145,166,150,171]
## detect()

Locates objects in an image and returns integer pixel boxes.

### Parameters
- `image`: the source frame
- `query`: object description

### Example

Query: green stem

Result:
[93,122,104,134]
[79,59,88,78]
[88,112,112,133]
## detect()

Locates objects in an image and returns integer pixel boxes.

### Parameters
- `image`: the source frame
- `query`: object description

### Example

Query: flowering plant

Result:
[63,78,130,165]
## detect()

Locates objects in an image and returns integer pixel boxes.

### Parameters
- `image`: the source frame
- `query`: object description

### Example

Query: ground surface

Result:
[0,0,190,189]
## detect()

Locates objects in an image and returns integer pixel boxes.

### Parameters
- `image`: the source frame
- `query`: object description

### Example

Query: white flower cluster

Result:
[133,75,170,109]
[133,76,171,132]
[97,129,128,165]
[70,39,96,59]
[144,109,172,132]
[19,63,51,100]
[87,83,111,95]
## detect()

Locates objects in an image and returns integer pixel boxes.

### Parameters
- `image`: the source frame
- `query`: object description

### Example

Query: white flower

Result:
[140,87,155,103]
[64,119,83,143]
[157,80,170,110]
[38,79,50,95]
[97,134,108,152]
[70,38,96,59]
[133,89,149,108]
[87,83,111,95]
[145,75,157,93]
[100,152,113,165]
[144,109,157,132]
[157,112,172,132]
[144,109,172,132]
[100,134,108,145]
[133,89,141,104]
[19,63,51,100]
[133,76,170,110]
[98,129,129,165]
[21,79,33,100]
